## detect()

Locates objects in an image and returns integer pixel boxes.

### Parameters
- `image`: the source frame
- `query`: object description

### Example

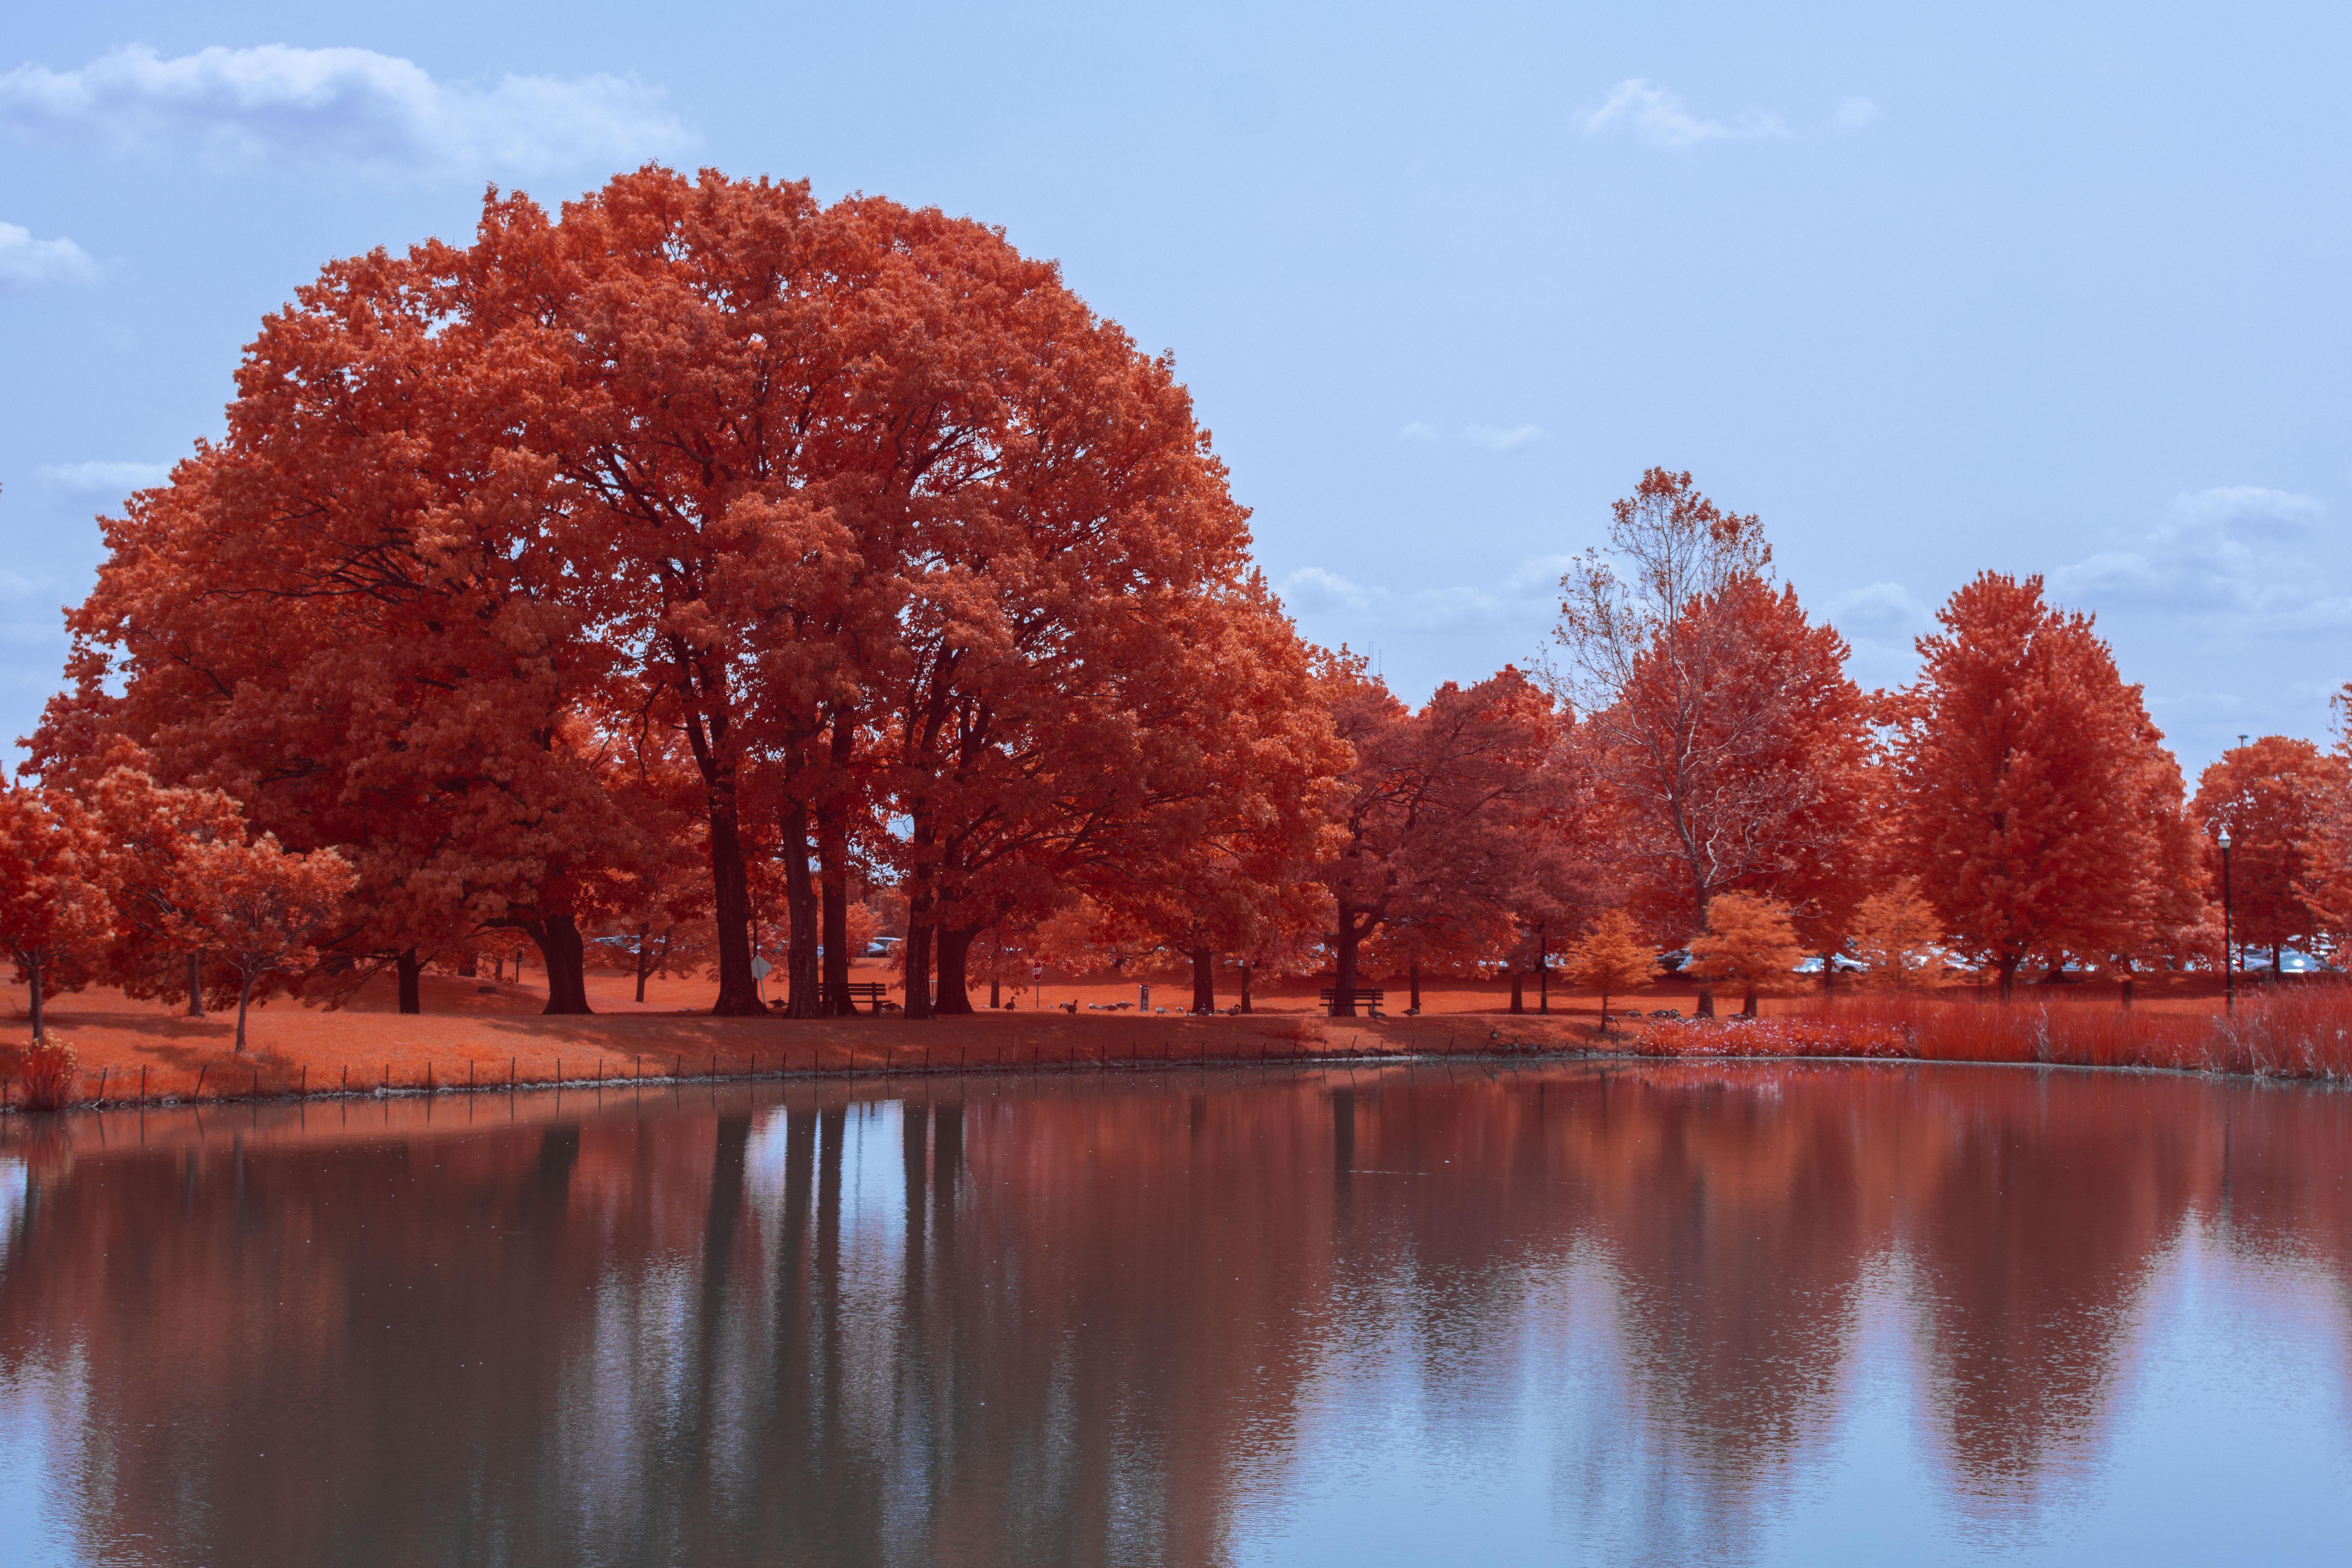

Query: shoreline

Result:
[10,1037,2349,1123]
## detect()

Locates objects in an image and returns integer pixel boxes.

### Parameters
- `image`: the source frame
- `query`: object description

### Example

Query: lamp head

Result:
[2219,829,2232,851]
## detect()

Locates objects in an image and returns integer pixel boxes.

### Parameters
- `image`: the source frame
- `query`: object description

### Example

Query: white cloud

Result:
[1826,580,1928,637]
[1280,555,1570,633]
[1398,421,1440,441]
[40,460,171,493]
[1280,566,1377,615]
[0,221,96,290]
[2169,484,2322,535]
[0,45,694,176]
[0,569,46,599]
[1463,423,1544,451]
[2051,485,2350,628]
[1582,79,1789,148]
[1834,96,1879,131]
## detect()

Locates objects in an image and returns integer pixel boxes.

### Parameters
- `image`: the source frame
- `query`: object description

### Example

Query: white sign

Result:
[750,957,773,979]
[1031,963,1044,981]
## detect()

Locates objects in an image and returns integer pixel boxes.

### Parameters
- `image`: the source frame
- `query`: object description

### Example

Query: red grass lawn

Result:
[1,957,2338,1110]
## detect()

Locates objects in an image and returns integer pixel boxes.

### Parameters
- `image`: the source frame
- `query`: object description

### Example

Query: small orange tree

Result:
[0,787,113,1043]
[1562,909,1659,1025]
[169,834,359,1052]
[1686,891,1807,1017]
[1849,879,1944,989]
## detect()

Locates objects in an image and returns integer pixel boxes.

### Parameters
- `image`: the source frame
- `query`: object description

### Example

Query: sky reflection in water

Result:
[0,1061,2347,1566]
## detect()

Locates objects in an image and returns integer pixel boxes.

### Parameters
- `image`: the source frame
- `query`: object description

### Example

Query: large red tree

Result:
[1884,572,2200,996]
[1553,470,1875,1014]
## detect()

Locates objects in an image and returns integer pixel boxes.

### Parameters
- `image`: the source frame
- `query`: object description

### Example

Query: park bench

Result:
[844,982,899,1015]
[1319,987,1386,1018]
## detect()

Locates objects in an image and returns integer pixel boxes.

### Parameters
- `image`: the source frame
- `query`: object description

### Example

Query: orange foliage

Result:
[1686,891,1809,1015]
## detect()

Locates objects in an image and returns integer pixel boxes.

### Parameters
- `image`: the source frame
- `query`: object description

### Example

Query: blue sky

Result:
[3,2,2347,781]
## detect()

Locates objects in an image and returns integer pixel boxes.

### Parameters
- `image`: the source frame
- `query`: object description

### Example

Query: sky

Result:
[3,1,2347,782]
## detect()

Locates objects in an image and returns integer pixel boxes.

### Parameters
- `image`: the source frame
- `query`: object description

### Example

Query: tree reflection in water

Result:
[3,1063,2351,1565]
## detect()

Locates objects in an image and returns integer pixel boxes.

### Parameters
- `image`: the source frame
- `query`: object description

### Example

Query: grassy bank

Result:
[1623,986,2352,1080]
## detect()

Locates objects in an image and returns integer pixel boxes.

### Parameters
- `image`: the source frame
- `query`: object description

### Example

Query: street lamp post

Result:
[2220,828,2234,1012]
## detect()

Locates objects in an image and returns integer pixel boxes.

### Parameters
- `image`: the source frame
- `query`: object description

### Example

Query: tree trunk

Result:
[186,951,204,1018]
[819,864,851,1015]
[1409,960,1421,1014]
[1741,983,1758,1018]
[782,806,822,1019]
[1692,885,1716,1019]
[933,927,976,1015]
[819,709,856,1016]
[2273,944,2283,975]
[1191,948,1216,1013]
[1997,953,2020,1001]
[635,950,651,1004]
[457,949,478,978]
[396,948,423,1015]
[1510,970,1525,1014]
[1239,961,1253,1015]
[1821,950,1835,997]
[1330,909,1363,1016]
[519,914,594,1015]
[236,969,255,1054]
[704,794,764,1017]
[27,953,44,1044]
[904,919,935,1021]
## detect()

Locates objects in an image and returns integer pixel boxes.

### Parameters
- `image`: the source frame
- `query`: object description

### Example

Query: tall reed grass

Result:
[11,1037,80,1112]
[1628,985,2352,1081]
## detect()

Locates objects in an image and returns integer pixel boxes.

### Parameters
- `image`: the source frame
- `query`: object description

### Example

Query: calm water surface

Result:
[1,1061,2348,1566]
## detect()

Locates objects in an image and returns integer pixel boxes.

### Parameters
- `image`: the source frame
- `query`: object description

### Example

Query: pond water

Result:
[1,1061,2349,1566]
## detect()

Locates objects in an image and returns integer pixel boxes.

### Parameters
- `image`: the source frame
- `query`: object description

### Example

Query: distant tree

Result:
[1562,909,1660,1024]
[592,918,715,1003]
[2304,685,2352,956]
[0,787,112,1043]
[1686,891,1808,1016]
[1552,470,1875,1016]
[1084,583,1348,1015]
[170,835,359,1052]
[1315,658,1569,1017]
[1884,573,2201,997]
[2189,735,2343,972]
[1848,878,1944,989]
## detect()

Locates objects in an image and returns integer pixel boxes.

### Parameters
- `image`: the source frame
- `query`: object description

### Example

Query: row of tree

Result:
[8,169,2350,1031]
